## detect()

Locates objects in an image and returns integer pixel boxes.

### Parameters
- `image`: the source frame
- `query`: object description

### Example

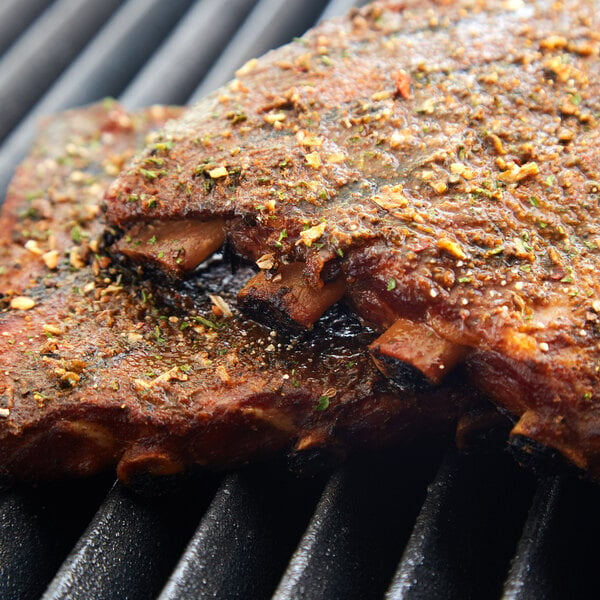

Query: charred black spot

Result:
[237,285,306,332]
[286,445,345,476]
[509,434,577,478]
[374,352,435,392]
[124,468,192,497]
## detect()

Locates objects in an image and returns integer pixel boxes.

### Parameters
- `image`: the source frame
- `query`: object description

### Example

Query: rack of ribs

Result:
[104,0,600,478]
[0,102,474,487]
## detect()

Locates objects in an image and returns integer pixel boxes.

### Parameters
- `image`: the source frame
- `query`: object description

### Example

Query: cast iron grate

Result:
[0,2,599,598]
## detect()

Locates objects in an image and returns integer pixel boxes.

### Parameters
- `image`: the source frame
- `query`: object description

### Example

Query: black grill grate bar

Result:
[274,467,390,600]
[158,469,324,600]
[273,449,442,600]
[190,0,334,101]
[501,476,563,600]
[0,476,114,600]
[0,0,124,144]
[41,481,209,600]
[0,0,195,206]
[500,474,600,599]
[0,0,55,57]
[0,491,55,600]
[120,0,259,110]
[385,449,536,600]
[502,472,600,599]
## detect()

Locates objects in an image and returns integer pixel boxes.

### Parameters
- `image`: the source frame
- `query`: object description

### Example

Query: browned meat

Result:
[104,0,600,478]
[0,102,472,486]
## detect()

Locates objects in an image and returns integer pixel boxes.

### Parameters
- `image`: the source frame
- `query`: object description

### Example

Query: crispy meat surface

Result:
[105,0,600,477]
[0,103,470,485]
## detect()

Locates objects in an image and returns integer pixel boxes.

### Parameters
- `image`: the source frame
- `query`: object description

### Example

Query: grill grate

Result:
[1,2,599,599]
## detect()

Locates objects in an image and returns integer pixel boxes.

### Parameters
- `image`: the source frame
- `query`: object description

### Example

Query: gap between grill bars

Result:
[1,1,599,599]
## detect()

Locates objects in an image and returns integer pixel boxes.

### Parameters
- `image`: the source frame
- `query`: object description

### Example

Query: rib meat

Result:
[0,103,471,485]
[105,0,600,477]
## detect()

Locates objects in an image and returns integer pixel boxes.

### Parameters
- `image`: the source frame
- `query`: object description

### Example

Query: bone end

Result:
[115,218,225,277]
[238,262,345,330]
[369,317,468,386]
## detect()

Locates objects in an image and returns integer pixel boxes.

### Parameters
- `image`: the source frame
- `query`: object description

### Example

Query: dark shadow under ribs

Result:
[103,0,600,479]
[0,103,476,486]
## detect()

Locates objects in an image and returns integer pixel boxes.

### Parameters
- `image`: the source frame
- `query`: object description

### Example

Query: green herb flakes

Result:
[315,395,330,411]
[275,229,288,247]
[193,316,219,330]
[71,226,82,243]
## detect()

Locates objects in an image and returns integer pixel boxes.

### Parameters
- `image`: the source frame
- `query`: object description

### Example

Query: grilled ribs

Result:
[0,102,470,485]
[105,0,600,477]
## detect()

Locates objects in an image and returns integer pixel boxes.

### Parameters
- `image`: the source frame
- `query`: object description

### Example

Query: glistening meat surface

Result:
[0,103,470,486]
[105,0,600,477]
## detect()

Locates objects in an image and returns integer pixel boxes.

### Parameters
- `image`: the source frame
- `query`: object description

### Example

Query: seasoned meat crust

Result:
[105,0,600,477]
[0,103,469,485]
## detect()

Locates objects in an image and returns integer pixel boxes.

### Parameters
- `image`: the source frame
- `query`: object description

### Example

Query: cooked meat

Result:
[104,0,600,478]
[0,102,472,486]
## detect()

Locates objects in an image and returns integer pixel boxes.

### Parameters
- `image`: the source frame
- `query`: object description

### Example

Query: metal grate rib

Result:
[158,468,324,600]
[0,0,195,202]
[502,475,600,599]
[0,0,55,57]
[386,450,535,600]
[501,476,563,600]
[273,448,442,600]
[40,480,210,600]
[0,0,124,143]
[1,2,599,599]
[120,0,258,109]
